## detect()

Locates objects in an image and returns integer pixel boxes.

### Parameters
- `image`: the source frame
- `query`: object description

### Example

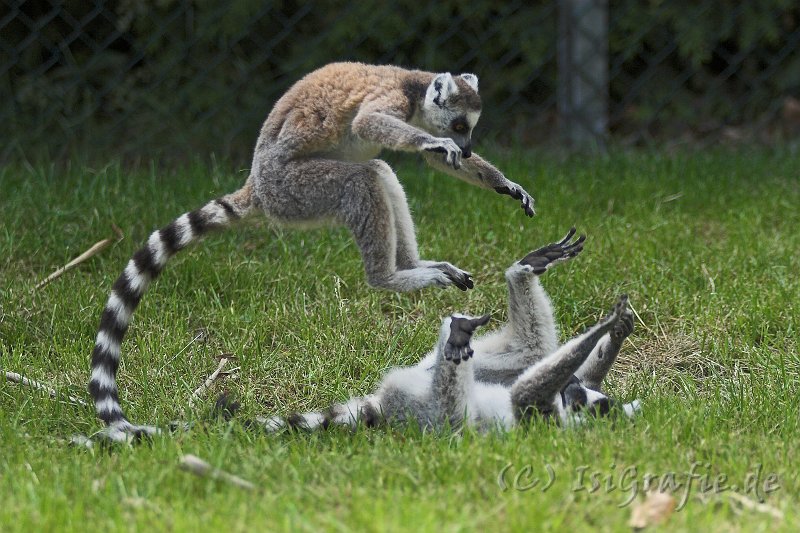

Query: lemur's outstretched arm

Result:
[351,70,535,216]
[574,307,635,391]
[430,314,491,427]
[510,295,629,422]
[423,152,535,216]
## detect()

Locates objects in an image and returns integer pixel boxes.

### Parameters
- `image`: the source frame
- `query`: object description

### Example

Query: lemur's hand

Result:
[519,227,585,274]
[422,137,462,169]
[494,182,535,216]
[444,314,491,364]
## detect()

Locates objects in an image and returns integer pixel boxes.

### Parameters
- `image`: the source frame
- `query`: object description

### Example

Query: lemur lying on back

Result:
[89,62,537,441]
[222,229,640,434]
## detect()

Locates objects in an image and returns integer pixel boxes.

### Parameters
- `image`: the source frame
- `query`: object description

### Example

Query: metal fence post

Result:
[558,0,609,148]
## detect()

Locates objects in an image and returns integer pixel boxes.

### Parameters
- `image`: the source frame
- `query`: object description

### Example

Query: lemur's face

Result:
[561,375,615,418]
[421,73,482,158]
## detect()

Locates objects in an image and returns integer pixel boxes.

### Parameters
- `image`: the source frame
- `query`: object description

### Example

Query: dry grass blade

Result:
[611,322,728,396]
[35,224,124,289]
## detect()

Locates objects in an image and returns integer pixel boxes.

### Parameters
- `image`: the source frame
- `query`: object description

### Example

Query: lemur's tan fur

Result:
[88,62,536,440]
[260,63,480,154]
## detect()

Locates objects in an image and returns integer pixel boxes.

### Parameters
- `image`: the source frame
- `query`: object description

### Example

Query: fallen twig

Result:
[4,371,89,407]
[178,454,256,490]
[728,492,783,520]
[36,224,124,289]
[187,354,235,409]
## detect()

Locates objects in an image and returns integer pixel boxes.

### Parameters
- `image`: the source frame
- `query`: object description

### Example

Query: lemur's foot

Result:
[599,294,629,329]
[419,260,474,291]
[444,314,491,364]
[611,305,635,342]
[519,227,585,274]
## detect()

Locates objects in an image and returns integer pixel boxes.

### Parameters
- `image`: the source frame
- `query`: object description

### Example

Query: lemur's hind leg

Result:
[471,229,586,386]
[373,162,473,289]
[510,295,628,422]
[574,306,635,392]
[506,228,585,351]
[256,157,471,291]
[431,314,491,427]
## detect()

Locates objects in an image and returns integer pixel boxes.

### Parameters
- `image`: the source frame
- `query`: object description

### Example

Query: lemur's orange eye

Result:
[453,124,467,133]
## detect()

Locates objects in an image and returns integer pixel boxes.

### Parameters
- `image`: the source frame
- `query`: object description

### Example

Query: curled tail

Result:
[89,183,254,429]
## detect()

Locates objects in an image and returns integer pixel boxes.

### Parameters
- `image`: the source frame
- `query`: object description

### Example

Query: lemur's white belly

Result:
[471,383,514,429]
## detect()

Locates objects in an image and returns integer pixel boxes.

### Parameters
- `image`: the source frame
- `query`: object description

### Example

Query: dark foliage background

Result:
[2,0,799,161]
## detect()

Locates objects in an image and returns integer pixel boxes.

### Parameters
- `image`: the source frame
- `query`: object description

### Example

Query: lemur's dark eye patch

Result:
[451,118,468,133]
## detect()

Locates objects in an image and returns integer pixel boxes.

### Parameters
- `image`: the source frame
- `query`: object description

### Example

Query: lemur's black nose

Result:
[461,145,472,158]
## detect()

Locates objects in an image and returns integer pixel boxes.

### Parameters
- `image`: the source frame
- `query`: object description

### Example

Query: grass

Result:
[1,147,798,531]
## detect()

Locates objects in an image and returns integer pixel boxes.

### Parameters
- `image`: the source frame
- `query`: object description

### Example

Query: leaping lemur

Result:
[221,229,641,435]
[89,62,537,440]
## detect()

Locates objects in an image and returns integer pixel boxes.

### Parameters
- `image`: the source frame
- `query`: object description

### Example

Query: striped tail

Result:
[89,186,253,428]
[249,397,383,434]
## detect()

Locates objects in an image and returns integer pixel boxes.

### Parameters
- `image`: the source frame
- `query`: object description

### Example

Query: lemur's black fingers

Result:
[613,312,635,340]
[601,295,629,325]
[453,270,474,290]
[470,314,491,329]
[494,185,522,200]
[557,227,577,246]
[447,317,475,349]
[562,244,584,259]
[444,271,469,291]
[570,234,587,248]
[565,244,584,258]
[521,196,535,217]
[615,294,630,317]
[425,146,447,154]
[445,314,486,362]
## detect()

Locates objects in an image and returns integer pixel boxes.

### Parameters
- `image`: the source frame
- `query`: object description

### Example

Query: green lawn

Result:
[1,148,798,531]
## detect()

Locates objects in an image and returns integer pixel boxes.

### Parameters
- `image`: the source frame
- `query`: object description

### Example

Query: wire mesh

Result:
[1,0,798,161]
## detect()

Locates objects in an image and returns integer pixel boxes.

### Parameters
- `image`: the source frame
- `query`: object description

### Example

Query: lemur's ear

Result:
[460,73,479,93]
[426,73,458,108]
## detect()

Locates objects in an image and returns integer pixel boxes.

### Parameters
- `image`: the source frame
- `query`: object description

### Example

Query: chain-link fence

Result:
[2,1,799,162]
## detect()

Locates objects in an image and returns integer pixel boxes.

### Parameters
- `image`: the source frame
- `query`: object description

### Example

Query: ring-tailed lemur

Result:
[222,229,641,434]
[89,62,537,441]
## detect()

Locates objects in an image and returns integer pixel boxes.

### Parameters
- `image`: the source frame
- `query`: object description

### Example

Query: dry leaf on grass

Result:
[629,491,676,529]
